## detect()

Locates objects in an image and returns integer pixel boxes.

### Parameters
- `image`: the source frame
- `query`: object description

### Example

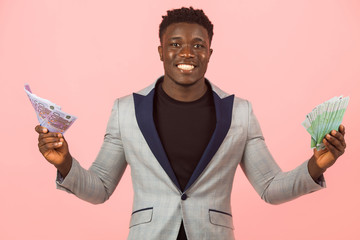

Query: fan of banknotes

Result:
[302,95,349,150]
[24,84,77,134]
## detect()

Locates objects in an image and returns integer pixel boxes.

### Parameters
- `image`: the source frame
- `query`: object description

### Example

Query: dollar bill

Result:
[24,84,77,133]
[302,96,349,150]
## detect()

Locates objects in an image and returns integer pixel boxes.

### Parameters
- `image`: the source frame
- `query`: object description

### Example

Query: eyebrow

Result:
[168,37,182,41]
[168,37,206,42]
[192,37,205,42]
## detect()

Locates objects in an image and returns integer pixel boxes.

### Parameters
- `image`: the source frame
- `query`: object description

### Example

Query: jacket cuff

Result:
[304,159,326,189]
[55,158,79,194]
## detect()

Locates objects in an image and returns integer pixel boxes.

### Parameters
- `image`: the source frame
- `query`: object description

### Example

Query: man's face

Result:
[158,22,213,87]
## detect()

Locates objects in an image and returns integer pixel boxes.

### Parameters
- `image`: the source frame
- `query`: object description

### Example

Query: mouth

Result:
[176,63,196,71]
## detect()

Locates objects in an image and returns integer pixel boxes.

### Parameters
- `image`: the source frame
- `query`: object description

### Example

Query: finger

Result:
[38,137,63,148]
[339,124,345,136]
[323,138,341,159]
[330,130,346,148]
[38,141,63,154]
[38,132,62,142]
[324,134,344,155]
[35,125,48,134]
[326,133,344,152]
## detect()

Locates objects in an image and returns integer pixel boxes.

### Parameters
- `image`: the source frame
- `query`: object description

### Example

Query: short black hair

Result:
[159,7,214,44]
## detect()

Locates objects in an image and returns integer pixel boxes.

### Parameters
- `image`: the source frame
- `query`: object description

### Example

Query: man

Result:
[35,7,346,240]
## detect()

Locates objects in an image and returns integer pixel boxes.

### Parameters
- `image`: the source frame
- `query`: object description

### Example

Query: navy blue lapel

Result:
[133,89,181,190]
[183,91,234,192]
[133,83,234,193]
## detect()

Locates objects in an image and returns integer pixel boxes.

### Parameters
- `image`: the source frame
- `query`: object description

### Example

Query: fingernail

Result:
[331,130,336,135]
[326,134,331,139]
[57,142,62,146]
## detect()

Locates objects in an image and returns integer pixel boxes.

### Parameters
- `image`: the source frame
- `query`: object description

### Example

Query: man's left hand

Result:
[308,124,346,180]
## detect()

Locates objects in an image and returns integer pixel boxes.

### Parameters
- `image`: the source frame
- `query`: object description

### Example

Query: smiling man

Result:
[35,7,346,240]
[158,20,213,101]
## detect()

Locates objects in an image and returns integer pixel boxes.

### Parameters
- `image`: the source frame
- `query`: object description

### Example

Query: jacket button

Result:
[181,193,187,200]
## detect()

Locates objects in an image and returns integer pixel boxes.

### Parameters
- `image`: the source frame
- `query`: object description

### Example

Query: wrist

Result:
[55,154,72,178]
[308,155,326,181]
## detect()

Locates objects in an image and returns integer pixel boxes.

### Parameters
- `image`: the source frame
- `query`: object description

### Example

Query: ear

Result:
[158,45,163,61]
[208,48,213,61]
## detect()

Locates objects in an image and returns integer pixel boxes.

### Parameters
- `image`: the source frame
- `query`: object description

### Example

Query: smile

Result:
[176,64,195,71]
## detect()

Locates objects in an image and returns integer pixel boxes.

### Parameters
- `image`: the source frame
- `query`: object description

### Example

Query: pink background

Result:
[1,0,359,239]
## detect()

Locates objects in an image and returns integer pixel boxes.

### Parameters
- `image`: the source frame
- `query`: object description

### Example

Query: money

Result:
[302,96,349,150]
[24,84,77,133]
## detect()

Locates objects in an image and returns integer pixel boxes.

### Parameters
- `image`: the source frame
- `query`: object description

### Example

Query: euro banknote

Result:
[302,96,349,150]
[24,84,77,134]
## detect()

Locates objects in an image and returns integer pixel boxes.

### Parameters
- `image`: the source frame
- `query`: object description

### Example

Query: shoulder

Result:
[208,80,251,111]
[134,81,157,96]
[114,80,157,106]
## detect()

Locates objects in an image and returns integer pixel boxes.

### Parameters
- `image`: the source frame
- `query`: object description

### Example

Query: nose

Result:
[179,45,195,58]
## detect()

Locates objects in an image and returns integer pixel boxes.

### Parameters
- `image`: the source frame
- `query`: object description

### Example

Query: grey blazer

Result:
[56,79,324,240]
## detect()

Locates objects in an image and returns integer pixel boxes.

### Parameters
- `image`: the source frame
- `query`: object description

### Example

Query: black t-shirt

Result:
[153,79,216,240]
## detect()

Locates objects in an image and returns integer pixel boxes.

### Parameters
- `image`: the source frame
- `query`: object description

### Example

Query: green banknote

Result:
[302,96,349,150]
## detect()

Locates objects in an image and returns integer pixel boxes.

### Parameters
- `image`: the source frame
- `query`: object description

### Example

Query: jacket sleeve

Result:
[240,101,325,205]
[56,99,127,204]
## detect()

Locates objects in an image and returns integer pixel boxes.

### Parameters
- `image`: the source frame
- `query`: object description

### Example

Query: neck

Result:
[161,76,208,102]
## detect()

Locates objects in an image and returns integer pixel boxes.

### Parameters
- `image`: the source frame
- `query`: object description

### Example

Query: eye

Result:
[170,43,180,47]
[194,44,204,49]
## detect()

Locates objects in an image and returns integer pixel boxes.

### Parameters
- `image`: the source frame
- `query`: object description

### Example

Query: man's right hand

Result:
[35,125,72,178]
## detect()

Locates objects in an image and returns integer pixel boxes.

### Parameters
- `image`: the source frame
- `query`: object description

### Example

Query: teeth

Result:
[177,64,195,70]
